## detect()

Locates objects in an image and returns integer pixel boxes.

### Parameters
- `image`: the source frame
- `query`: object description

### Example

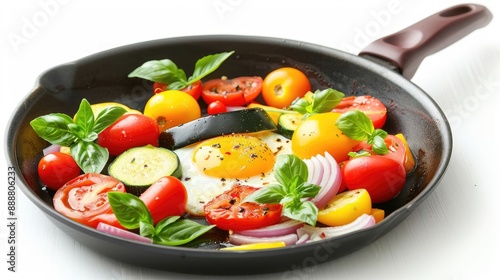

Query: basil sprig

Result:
[30,99,126,173]
[335,110,389,155]
[290,88,344,119]
[244,154,321,226]
[128,51,234,90]
[107,192,215,246]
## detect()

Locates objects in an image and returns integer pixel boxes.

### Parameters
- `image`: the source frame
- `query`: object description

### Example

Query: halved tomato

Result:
[153,80,203,100]
[53,173,126,228]
[201,76,263,106]
[203,185,282,231]
[332,96,387,128]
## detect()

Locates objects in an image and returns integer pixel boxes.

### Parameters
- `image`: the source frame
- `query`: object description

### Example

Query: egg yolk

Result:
[193,134,275,178]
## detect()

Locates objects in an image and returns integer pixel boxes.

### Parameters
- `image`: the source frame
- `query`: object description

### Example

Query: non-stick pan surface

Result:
[5,4,491,275]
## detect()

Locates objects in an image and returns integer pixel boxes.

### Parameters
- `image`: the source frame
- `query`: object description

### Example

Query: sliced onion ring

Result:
[296,214,376,243]
[308,152,342,209]
[96,222,152,244]
[43,144,61,156]
[229,233,298,246]
[233,219,304,238]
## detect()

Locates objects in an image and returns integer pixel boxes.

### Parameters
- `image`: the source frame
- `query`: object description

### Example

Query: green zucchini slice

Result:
[108,145,182,195]
[277,113,304,139]
[159,108,277,150]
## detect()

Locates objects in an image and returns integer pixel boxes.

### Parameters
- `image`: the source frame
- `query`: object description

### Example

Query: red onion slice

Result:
[233,219,304,238]
[43,144,61,156]
[308,152,342,209]
[229,233,298,246]
[296,214,376,242]
[96,222,152,244]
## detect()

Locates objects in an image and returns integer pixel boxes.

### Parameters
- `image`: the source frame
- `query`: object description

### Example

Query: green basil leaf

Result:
[335,110,374,141]
[30,113,77,146]
[274,154,308,187]
[310,88,344,113]
[371,135,389,155]
[243,184,287,204]
[70,141,109,174]
[155,216,181,232]
[73,99,95,135]
[166,80,189,91]
[188,51,234,83]
[295,181,321,199]
[107,192,153,230]
[93,106,127,134]
[128,59,188,85]
[289,98,310,115]
[348,150,371,158]
[139,220,156,238]
[153,219,215,246]
[282,200,318,226]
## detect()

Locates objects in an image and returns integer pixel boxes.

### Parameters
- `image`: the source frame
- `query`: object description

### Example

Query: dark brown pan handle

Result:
[359,4,493,79]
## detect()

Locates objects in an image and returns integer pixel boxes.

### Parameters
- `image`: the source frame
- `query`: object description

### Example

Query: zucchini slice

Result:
[277,113,304,139]
[159,108,277,150]
[108,145,182,195]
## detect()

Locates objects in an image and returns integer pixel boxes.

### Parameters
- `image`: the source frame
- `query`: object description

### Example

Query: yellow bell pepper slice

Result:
[220,242,286,251]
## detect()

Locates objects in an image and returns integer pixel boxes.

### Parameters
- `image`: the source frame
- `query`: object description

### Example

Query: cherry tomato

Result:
[144,90,201,132]
[262,67,311,109]
[317,189,372,227]
[201,76,263,106]
[204,185,283,231]
[332,96,387,128]
[97,114,159,156]
[207,101,227,115]
[139,176,188,225]
[153,80,203,100]
[38,152,81,191]
[291,112,360,162]
[343,134,407,204]
[53,173,126,228]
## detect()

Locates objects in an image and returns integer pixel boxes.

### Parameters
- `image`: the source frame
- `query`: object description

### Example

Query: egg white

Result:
[173,131,292,216]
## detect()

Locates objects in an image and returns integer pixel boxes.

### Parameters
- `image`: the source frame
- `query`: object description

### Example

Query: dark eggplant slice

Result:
[159,108,277,150]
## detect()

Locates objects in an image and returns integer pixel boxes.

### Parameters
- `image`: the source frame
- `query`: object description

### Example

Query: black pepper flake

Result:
[229,199,236,205]
[239,207,245,213]
[212,143,221,148]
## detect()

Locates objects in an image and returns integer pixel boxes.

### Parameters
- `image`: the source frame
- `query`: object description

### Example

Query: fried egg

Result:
[173,131,292,216]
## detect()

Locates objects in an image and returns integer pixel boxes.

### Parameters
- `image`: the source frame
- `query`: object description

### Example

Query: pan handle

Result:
[359,4,492,79]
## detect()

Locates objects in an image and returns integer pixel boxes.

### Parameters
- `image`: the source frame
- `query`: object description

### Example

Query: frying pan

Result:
[5,3,492,275]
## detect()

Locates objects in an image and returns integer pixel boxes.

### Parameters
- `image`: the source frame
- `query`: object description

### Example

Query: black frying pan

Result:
[5,3,492,275]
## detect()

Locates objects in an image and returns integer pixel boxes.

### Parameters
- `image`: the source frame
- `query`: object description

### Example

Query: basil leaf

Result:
[295,181,321,199]
[70,141,109,174]
[289,97,310,115]
[371,135,389,155]
[153,219,215,246]
[274,154,308,187]
[107,192,153,230]
[283,200,318,226]
[93,106,127,134]
[73,99,95,135]
[128,59,188,85]
[188,51,234,83]
[335,110,374,140]
[139,220,156,238]
[155,216,181,232]
[290,88,344,117]
[243,184,287,204]
[30,113,77,146]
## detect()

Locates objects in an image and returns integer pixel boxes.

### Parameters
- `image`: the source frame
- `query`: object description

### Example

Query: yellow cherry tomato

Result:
[220,242,286,251]
[395,133,416,173]
[291,112,360,162]
[262,67,311,109]
[144,90,201,132]
[317,189,372,227]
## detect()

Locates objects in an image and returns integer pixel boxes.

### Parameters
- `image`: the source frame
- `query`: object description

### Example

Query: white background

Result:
[1,0,500,279]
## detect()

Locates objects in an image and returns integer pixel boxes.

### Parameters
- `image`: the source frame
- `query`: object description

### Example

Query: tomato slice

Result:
[139,176,187,225]
[53,173,126,228]
[203,185,282,231]
[153,80,203,100]
[201,76,263,106]
[332,96,387,128]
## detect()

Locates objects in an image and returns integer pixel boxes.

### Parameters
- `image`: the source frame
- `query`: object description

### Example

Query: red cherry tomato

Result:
[153,80,203,101]
[332,96,387,128]
[343,135,407,204]
[204,185,282,231]
[38,152,81,191]
[207,101,227,115]
[139,176,188,225]
[201,76,263,106]
[97,114,159,156]
[53,173,126,228]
